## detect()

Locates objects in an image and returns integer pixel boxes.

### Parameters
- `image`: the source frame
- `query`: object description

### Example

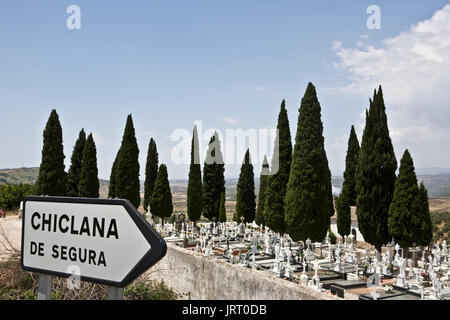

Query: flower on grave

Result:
[383,285,394,293]
[421,272,430,282]
[360,261,369,268]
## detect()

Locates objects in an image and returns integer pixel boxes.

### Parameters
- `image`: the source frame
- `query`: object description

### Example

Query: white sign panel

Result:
[21,197,166,287]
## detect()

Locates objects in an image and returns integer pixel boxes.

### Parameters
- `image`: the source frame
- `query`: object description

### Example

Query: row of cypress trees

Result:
[186,127,259,225]
[336,87,432,250]
[36,86,433,250]
[35,110,99,199]
[107,115,173,225]
[35,111,172,224]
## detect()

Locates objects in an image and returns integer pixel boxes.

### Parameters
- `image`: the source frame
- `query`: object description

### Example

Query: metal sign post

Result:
[37,273,52,300]
[107,286,124,300]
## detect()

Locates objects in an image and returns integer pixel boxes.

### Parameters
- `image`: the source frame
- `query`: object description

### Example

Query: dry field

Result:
[429,198,450,213]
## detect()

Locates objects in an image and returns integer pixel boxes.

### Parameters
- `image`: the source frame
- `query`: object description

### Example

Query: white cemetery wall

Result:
[144,243,341,300]
[330,221,365,242]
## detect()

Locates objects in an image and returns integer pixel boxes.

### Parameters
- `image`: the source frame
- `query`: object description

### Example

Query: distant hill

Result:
[1,167,450,199]
[0,167,39,184]
[416,167,450,175]
[417,174,450,198]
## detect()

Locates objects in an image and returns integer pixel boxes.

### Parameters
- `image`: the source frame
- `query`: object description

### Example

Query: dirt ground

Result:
[429,198,450,212]
[0,216,22,259]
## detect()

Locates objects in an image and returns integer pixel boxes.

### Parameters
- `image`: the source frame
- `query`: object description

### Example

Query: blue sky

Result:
[1,1,449,179]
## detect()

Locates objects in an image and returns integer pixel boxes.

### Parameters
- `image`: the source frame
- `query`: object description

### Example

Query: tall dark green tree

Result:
[255,155,270,227]
[108,150,120,198]
[336,125,360,237]
[150,164,173,227]
[78,133,99,198]
[388,150,422,249]
[418,182,433,246]
[187,126,203,224]
[284,83,332,242]
[236,150,256,223]
[342,126,360,205]
[115,115,141,208]
[144,138,159,212]
[264,100,292,234]
[218,192,227,223]
[202,132,225,221]
[336,195,351,238]
[35,109,67,196]
[356,86,397,251]
[66,129,86,197]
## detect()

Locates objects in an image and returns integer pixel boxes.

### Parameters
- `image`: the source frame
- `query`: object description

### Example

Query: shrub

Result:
[329,228,337,244]
[124,279,179,300]
[0,184,34,210]
[0,253,179,300]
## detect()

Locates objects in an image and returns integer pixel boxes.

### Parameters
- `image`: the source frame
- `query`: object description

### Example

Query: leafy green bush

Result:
[431,211,450,225]
[0,183,34,210]
[124,279,179,300]
[329,228,337,244]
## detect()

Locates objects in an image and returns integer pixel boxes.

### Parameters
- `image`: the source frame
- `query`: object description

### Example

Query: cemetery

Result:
[145,212,450,300]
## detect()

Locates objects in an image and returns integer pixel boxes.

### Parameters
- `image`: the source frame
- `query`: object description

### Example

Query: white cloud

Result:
[331,4,450,168]
[91,132,103,146]
[257,86,267,92]
[222,116,239,125]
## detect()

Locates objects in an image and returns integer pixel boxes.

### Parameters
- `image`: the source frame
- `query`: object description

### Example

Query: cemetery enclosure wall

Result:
[144,243,341,300]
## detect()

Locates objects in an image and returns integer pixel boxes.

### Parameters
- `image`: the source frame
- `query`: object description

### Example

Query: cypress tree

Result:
[343,126,360,205]
[35,109,67,196]
[236,150,256,223]
[78,133,99,198]
[202,132,225,221]
[336,194,351,238]
[144,138,159,212]
[388,150,421,249]
[108,150,120,199]
[356,86,397,251]
[284,83,332,242]
[150,164,173,227]
[115,115,141,209]
[66,129,86,197]
[264,100,292,234]
[336,126,360,236]
[255,155,270,227]
[187,126,203,224]
[418,182,433,246]
[218,192,226,223]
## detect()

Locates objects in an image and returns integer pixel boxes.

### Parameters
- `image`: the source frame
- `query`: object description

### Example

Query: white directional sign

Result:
[21,196,166,287]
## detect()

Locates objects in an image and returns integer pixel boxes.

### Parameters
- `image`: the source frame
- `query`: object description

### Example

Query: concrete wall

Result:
[330,221,365,242]
[145,243,341,300]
